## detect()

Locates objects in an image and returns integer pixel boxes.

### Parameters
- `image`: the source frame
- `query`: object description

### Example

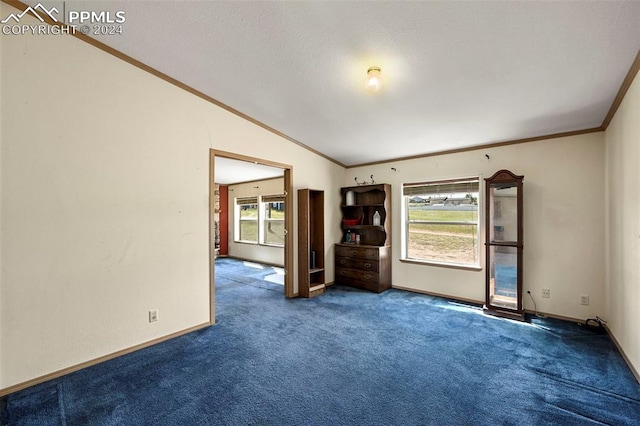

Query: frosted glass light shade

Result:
[365,66,383,92]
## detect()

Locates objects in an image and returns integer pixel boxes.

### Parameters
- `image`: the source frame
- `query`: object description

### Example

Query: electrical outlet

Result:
[542,288,550,298]
[149,309,158,323]
[580,295,590,306]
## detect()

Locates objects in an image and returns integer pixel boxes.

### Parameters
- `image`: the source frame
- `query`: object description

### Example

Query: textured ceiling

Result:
[214,157,283,185]
[21,0,640,166]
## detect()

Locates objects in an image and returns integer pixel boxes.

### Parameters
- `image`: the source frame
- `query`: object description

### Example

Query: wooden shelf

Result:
[341,203,385,208]
[341,225,385,231]
[309,284,324,292]
[298,189,325,298]
[308,285,325,298]
[337,243,382,248]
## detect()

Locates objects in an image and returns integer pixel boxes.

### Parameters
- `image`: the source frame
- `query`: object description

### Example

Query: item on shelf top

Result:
[373,210,381,226]
[346,190,355,206]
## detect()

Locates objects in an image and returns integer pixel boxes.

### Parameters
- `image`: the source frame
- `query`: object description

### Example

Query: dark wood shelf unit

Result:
[335,184,391,293]
[298,189,325,298]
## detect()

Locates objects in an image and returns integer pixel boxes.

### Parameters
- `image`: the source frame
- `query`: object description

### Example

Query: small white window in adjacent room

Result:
[402,177,480,268]
[260,194,285,247]
[235,196,258,243]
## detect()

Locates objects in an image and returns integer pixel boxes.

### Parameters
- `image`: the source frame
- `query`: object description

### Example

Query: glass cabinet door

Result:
[488,245,518,310]
[485,170,524,320]
[488,183,518,244]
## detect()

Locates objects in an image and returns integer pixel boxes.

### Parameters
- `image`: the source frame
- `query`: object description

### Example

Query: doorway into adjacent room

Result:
[208,150,293,323]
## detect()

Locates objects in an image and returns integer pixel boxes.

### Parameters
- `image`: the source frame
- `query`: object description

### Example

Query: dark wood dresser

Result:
[335,244,391,293]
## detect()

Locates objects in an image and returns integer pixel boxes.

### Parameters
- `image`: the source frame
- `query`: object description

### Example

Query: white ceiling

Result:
[24,1,640,167]
[214,156,283,185]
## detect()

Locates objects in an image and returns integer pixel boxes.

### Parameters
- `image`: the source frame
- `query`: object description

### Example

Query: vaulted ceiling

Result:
[20,0,640,167]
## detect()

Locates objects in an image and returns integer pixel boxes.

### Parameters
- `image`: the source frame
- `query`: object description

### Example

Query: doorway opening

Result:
[209,150,294,323]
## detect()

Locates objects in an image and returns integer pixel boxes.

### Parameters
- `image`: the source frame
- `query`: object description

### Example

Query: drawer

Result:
[335,274,386,293]
[335,267,379,283]
[335,256,379,272]
[348,279,387,294]
[335,245,380,260]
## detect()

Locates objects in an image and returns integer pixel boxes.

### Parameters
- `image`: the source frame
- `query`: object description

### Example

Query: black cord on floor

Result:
[526,290,546,318]
[580,316,607,334]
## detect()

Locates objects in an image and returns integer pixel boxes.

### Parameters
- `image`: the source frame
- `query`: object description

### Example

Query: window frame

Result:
[260,194,286,247]
[235,196,259,244]
[401,176,482,270]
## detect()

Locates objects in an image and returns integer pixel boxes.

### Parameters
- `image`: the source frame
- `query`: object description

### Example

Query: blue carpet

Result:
[2,258,639,425]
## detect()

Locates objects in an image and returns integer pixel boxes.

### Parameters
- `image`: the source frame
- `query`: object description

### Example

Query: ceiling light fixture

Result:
[365,66,383,93]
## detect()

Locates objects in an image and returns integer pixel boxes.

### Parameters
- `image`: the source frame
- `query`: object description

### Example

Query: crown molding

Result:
[601,49,640,130]
[346,127,603,169]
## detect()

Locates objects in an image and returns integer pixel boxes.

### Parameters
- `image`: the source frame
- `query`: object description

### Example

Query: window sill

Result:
[233,240,284,248]
[234,240,258,245]
[400,258,482,271]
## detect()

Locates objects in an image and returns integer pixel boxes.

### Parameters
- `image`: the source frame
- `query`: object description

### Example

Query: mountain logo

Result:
[1,3,59,24]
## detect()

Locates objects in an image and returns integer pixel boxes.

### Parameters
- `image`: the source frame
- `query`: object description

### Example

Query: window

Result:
[236,196,258,243]
[402,177,480,267]
[235,194,286,246]
[261,194,285,246]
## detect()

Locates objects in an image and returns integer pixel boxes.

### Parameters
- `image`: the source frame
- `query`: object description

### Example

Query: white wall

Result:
[346,133,606,320]
[0,3,344,390]
[227,177,285,266]
[605,71,640,375]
